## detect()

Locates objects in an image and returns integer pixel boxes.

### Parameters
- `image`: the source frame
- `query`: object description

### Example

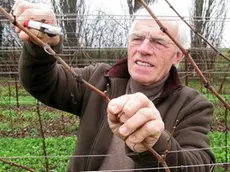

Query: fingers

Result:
[18,29,30,40]
[11,0,24,13]
[120,93,154,123]
[123,116,164,152]
[126,118,164,143]
[18,28,47,42]
[107,94,130,123]
[107,92,153,123]
[11,0,56,42]
[17,8,56,25]
[16,9,56,40]
[13,1,40,17]
[107,92,165,152]
[119,107,158,137]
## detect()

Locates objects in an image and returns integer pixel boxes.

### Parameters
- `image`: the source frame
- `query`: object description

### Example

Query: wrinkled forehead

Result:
[130,19,178,39]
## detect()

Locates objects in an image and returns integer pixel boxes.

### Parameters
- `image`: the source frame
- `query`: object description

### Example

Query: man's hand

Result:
[107,92,164,152]
[11,0,60,46]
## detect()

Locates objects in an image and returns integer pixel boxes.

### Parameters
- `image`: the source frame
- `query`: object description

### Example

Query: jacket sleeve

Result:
[19,40,101,116]
[127,90,215,172]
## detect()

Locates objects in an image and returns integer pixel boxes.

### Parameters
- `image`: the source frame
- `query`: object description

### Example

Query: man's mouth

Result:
[135,60,153,67]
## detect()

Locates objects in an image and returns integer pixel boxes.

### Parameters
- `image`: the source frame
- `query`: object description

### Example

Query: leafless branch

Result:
[0,157,35,172]
[0,6,170,171]
[137,0,230,110]
[36,101,49,172]
[164,0,230,63]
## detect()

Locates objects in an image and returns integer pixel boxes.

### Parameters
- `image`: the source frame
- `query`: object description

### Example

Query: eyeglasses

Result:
[129,33,175,50]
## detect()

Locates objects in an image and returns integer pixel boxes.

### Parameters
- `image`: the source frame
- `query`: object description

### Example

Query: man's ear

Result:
[173,50,184,65]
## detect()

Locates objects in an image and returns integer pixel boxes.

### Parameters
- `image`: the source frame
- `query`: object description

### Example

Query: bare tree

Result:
[49,0,130,65]
[51,0,86,47]
[71,9,130,66]
[0,0,14,47]
[80,10,129,48]
[190,0,228,79]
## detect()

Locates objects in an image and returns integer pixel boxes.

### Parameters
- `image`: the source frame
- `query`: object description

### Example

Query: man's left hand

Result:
[107,92,164,152]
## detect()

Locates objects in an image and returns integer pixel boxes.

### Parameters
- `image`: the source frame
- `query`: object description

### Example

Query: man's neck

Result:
[126,74,169,101]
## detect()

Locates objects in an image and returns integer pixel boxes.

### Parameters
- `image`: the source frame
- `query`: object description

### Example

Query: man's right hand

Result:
[12,0,60,46]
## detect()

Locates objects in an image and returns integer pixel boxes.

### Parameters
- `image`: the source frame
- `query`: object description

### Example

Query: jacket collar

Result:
[105,58,182,98]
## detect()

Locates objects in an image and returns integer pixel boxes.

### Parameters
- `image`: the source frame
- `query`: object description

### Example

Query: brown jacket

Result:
[19,42,215,171]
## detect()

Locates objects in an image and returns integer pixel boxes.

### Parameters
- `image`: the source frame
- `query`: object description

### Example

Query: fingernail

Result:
[119,127,128,136]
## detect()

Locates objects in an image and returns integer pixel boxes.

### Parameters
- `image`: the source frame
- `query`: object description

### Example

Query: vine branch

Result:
[0,6,170,172]
[137,0,230,110]
[0,157,35,172]
[36,101,49,172]
[164,0,230,63]
[163,0,230,94]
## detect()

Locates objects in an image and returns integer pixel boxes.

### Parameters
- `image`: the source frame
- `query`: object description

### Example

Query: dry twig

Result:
[0,5,170,172]
[0,157,35,172]
[137,0,230,110]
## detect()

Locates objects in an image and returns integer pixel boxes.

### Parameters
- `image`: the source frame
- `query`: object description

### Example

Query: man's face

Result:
[128,20,183,86]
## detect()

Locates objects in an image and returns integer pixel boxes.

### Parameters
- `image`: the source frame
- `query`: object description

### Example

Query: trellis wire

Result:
[0,0,229,170]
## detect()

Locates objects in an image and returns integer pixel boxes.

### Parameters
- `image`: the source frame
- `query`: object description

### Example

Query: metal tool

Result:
[24,20,63,36]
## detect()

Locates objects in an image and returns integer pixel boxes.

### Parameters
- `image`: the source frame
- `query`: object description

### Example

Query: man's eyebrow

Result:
[129,32,170,44]
[131,32,163,38]
[150,37,166,42]
[130,32,144,37]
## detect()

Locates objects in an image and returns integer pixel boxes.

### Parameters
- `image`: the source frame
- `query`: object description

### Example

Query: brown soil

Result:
[0,115,79,138]
[0,114,228,138]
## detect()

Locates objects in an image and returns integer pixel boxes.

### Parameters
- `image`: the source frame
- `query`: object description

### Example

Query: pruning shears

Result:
[24,20,63,37]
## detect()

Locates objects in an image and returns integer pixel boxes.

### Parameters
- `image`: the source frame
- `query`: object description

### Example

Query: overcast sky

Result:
[86,0,192,15]
[86,0,230,47]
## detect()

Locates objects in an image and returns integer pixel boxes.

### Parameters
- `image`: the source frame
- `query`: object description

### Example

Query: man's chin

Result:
[132,77,152,85]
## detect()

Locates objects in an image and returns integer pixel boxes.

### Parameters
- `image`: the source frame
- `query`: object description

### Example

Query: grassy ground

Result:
[0,77,229,171]
[0,137,76,171]
[0,133,229,171]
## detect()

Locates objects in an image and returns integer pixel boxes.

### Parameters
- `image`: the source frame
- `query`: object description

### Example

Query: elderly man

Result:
[13,0,215,171]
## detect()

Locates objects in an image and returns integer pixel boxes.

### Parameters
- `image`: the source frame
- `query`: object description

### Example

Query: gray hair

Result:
[129,1,191,50]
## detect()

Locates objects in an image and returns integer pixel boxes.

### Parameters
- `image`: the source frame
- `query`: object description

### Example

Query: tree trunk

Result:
[190,0,227,79]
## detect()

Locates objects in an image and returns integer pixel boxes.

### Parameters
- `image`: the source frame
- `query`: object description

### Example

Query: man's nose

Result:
[136,38,153,55]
